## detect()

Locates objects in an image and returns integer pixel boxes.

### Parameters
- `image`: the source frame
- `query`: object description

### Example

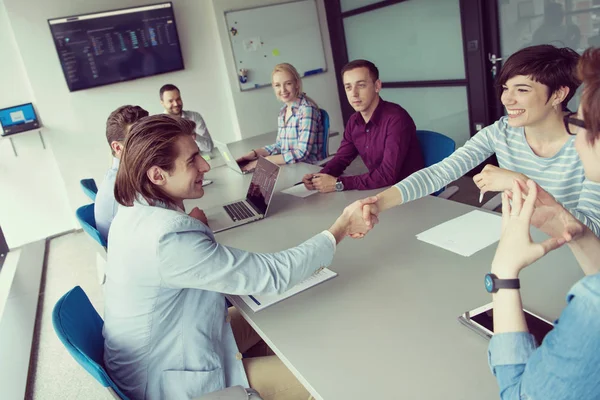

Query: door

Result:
[325,0,510,149]
[495,0,600,114]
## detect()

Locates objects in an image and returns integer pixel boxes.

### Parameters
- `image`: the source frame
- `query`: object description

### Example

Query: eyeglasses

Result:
[564,112,586,136]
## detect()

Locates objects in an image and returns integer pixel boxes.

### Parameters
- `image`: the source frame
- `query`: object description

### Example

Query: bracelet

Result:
[251,149,258,159]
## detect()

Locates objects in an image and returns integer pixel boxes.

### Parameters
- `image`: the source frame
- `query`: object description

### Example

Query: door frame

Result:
[324,0,503,133]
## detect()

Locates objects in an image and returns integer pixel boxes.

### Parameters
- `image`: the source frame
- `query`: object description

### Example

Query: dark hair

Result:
[496,45,581,110]
[341,59,379,82]
[114,115,196,208]
[105,105,149,156]
[578,48,600,143]
[159,84,180,100]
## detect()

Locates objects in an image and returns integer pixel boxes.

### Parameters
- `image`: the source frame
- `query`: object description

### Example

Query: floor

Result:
[24,176,489,399]
[25,231,108,399]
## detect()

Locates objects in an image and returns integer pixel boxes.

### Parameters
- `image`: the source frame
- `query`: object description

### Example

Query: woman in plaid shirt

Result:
[237,63,324,172]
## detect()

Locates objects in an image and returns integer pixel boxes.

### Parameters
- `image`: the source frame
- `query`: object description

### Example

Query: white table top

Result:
[186,137,582,400]
[221,130,339,159]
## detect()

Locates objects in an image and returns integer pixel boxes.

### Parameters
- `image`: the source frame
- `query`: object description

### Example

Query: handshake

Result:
[327,196,381,244]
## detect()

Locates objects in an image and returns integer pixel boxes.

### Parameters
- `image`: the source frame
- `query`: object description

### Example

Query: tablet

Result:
[0,103,40,136]
[458,302,554,344]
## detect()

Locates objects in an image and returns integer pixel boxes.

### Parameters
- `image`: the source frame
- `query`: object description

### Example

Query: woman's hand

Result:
[491,180,566,278]
[474,165,527,195]
[510,179,585,243]
[236,150,258,165]
[240,159,258,172]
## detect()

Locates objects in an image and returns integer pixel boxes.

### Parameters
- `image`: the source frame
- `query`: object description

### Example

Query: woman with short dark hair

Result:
[359,45,600,238]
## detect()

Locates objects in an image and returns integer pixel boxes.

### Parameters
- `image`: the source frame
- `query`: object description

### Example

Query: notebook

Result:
[238,268,337,312]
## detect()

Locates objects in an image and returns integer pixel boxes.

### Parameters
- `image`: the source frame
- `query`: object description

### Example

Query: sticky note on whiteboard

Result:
[272,48,280,56]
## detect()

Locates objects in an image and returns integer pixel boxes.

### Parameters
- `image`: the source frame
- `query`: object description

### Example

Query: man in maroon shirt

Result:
[303,60,424,192]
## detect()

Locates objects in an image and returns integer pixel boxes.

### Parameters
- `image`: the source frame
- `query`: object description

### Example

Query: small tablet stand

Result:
[5,129,45,157]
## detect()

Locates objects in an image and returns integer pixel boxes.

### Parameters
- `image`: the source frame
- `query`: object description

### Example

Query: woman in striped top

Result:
[484,47,600,400]
[357,45,600,237]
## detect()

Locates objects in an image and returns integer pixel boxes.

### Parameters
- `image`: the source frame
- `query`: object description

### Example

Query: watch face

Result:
[484,274,494,293]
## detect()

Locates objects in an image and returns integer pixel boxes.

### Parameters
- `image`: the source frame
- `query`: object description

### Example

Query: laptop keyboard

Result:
[224,201,255,221]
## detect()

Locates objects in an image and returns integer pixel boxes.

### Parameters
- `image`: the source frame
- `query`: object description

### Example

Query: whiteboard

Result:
[225,0,327,91]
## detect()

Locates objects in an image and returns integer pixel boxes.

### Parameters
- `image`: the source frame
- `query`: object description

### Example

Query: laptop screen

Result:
[246,157,280,215]
[214,141,240,170]
[0,103,40,136]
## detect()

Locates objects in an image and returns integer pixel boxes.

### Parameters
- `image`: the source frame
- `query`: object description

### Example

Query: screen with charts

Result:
[48,2,184,92]
[0,103,40,136]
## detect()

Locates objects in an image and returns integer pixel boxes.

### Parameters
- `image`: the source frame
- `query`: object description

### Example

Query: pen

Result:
[479,192,484,203]
[294,175,314,186]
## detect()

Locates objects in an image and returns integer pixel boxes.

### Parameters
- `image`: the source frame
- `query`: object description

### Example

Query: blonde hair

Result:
[271,63,318,107]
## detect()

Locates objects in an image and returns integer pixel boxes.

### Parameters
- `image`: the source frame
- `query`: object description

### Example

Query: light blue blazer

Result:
[103,200,335,400]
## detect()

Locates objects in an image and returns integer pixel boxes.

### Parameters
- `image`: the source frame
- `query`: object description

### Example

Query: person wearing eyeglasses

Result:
[95,105,149,241]
[355,45,600,239]
[486,47,600,400]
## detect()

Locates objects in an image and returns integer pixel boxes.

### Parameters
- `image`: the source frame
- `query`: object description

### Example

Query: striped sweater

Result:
[395,117,600,236]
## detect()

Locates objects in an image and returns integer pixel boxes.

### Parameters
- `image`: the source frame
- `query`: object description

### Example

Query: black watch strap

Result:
[496,278,520,290]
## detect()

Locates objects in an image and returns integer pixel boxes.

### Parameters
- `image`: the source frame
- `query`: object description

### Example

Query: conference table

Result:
[185,137,582,400]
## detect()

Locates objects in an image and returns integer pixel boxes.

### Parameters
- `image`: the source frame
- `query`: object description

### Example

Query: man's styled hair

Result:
[341,59,379,82]
[496,45,581,110]
[105,105,149,155]
[159,84,180,100]
[114,115,196,208]
[578,47,600,143]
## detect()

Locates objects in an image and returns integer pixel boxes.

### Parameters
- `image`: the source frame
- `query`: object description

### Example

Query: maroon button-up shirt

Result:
[321,98,424,190]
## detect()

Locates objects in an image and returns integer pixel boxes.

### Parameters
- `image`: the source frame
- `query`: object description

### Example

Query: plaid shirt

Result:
[264,94,324,164]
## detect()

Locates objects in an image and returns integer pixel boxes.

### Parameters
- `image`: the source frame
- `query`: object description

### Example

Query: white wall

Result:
[0,0,32,108]
[0,0,75,248]
[2,0,239,222]
[0,0,342,247]
[212,0,344,139]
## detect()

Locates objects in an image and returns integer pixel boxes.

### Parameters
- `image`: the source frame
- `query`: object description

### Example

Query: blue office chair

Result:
[416,130,458,198]
[320,109,330,159]
[52,286,129,399]
[53,286,262,400]
[80,178,98,202]
[76,203,107,248]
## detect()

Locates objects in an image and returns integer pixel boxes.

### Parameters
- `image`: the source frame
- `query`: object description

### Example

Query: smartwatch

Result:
[335,179,344,192]
[484,273,520,293]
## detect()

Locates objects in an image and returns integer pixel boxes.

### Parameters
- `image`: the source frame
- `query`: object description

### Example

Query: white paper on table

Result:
[238,268,337,312]
[281,184,317,198]
[416,210,502,257]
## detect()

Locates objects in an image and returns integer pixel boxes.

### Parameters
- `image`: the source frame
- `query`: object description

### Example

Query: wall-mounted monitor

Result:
[0,103,41,136]
[48,2,184,92]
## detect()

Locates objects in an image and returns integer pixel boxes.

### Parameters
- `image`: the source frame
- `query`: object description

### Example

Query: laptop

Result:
[213,139,252,174]
[205,156,281,233]
[0,103,41,136]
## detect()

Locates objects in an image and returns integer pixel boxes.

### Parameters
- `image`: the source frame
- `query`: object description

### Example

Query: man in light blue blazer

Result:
[103,114,378,400]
